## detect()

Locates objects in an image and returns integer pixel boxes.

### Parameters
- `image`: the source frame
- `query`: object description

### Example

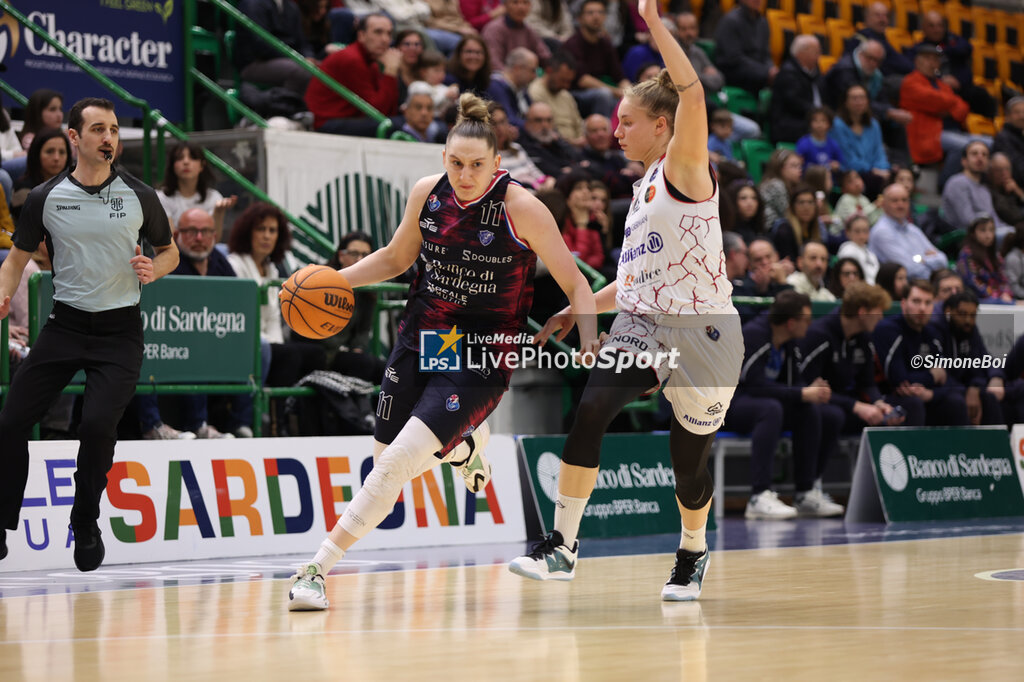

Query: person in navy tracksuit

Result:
[872,279,969,426]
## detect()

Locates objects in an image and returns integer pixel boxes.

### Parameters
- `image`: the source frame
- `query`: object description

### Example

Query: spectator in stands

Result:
[401,81,448,142]
[993,97,1024,190]
[834,169,882,227]
[460,0,504,32]
[928,290,1006,425]
[481,0,551,69]
[876,261,907,300]
[579,113,641,197]
[1001,224,1024,300]
[772,185,827,263]
[723,231,749,284]
[837,214,879,284]
[942,141,1014,241]
[770,35,825,145]
[956,215,1013,304]
[487,47,538,129]
[562,0,629,119]
[235,0,314,95]
[724,180,766,245]
[11,129,72,220]
[786,241,834,302]
[989,153,1024,229]
[424,0,479,55]
[227,203,326,436]
[395,29,427,101]
[869,183,946,280]
[899,45,972,168]
[824,40,912,131]
[873,280,968,426]
[417,50,460,117]
[445,35,493,96]
[518,101,582,178]
[760,148,804,230]
[138,209,247,440]
[829,84,890,198]
[844,1,912,77]
[726,290,844,519]
[930,268,964,322]
[18,89,64,153]
[713,0,776,93]
[298,0,344,60]
[732,238,795,318]
[915,10,995,119]
[306,14,401,136]
[157,141,238,240]
[527,0,573,46]
[622,31,664,83]
[527,51,585,146]
[557,172,606,270]
[799,282,900,434]
[707,109,736,166]
[0,99,26,187]
[490,102,553,190]
[826,256,865,299]
[796,107,843,172]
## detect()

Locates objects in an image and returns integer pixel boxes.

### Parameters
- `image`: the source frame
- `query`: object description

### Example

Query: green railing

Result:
[184,0,415,141]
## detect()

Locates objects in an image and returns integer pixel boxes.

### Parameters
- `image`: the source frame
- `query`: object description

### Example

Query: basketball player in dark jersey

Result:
[288,93,600,611]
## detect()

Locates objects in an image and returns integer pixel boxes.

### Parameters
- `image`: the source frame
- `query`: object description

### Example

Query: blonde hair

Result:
[624,69,678,128]
[447,92,496,152]
[841,282,892,316]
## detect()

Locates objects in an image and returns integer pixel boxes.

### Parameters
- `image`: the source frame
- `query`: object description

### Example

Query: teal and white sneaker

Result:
[508,530,578,581]
[661,548,709,601]
[288,562,329,611]
[450,421,491,493]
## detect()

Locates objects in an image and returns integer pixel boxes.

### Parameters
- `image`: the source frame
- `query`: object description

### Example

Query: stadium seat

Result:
[892,0,920,33]
[740,139,775,184]
[826,18,853,58]
[722,86,759,117]
[767,9,799,64]
[884,26,915,54]
[995,43,1020,86]
[797,0,825,16]
[767,0,796,14]
[972,41,999,83]
[965,113,995,137]
[945,3,974,42]
[818,54,837,73]
[972,8,998,46]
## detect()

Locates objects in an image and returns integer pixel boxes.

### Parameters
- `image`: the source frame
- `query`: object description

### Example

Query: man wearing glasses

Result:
[824,40,913,127]
[137,208,250,439]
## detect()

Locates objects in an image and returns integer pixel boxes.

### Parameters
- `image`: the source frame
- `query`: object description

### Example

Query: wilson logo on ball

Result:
[279,265,355,339]
[323,293,355,311]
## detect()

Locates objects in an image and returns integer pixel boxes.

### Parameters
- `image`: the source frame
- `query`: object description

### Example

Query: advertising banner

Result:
[1,435,526,572]
[264,129,440,262]
[0,0,184,120]
[1005,425,1024,501]
[33,273,259,384]
[518,434,714,539]
[846,427,1024,523]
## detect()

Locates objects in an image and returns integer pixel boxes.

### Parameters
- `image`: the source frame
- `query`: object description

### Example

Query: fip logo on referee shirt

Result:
[419,327,464,372]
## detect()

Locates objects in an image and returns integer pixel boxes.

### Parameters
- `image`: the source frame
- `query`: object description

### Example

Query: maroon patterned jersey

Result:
[397,171,537,367]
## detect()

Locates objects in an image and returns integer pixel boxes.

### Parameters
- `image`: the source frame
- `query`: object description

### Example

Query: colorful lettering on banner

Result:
[316,457,353,529]
[165,460,216,539]
[108,461,158,543]
[264,459,315,534]
[211,460,263,538]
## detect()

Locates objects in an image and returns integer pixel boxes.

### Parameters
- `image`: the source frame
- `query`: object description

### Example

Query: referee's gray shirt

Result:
[15,169,173,313]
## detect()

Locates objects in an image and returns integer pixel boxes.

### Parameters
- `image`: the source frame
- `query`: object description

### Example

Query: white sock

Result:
[553,493,588,548]
[312,538,345,574]
[680,523,707,553]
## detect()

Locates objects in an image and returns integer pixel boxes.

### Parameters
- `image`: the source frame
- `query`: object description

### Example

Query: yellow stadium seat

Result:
[995,116,1004,133]
[720,0,735,12]
[892,0,920,33]
[965,113,995,137]
[1002,13,1022,50]
[945,3,974,42]
[972,41,998,82]
[767,0,796,14]
[802,0,825,16]
[995,43,1021,86]
[767,9,799,65]
[837,0,865,27]
[826,18,853,58]
[819,54,837,73]
[884,26,915,54]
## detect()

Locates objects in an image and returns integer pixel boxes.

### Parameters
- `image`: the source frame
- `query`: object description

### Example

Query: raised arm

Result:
[639,0,713,200]
[339,174,436,287]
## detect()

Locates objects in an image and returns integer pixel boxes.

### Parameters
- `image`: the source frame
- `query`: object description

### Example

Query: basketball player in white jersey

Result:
[508,0,743,600]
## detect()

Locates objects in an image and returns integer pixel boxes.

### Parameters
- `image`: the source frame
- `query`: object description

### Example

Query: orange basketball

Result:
[279,265,355,339]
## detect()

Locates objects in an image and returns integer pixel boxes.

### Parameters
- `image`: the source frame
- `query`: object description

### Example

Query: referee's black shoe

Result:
[0,528,7,561]
[70,522,105,572]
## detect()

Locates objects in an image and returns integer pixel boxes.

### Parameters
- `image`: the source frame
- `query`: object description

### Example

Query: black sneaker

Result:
[1,528,7,561]
[661,548,709,601]
[70,522,105,572]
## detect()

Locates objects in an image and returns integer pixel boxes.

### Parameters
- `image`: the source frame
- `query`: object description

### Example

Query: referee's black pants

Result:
[0,302,143,530]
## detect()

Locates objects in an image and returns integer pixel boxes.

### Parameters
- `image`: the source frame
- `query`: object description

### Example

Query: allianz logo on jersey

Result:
[618,232,665,266]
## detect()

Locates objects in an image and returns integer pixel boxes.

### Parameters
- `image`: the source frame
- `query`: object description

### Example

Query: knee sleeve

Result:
[338,419,441,539]
[670,421,717,510]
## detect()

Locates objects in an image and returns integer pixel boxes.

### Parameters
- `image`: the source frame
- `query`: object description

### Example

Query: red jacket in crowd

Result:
[899,70,969,165]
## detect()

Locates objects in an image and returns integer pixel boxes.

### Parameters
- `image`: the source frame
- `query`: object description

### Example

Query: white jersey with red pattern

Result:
[616,157,733,317]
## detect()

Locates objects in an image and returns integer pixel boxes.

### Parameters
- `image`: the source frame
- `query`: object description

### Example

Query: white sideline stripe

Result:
[2,624,1023,645]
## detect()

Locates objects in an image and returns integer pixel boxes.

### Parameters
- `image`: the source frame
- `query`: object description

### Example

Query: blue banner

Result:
[0,0,184,120]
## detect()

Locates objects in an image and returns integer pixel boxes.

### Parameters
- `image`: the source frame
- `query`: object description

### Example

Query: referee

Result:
[0,98,179,571]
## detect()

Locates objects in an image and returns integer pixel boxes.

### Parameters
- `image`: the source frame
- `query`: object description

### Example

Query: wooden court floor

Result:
[1,532,1022,681]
